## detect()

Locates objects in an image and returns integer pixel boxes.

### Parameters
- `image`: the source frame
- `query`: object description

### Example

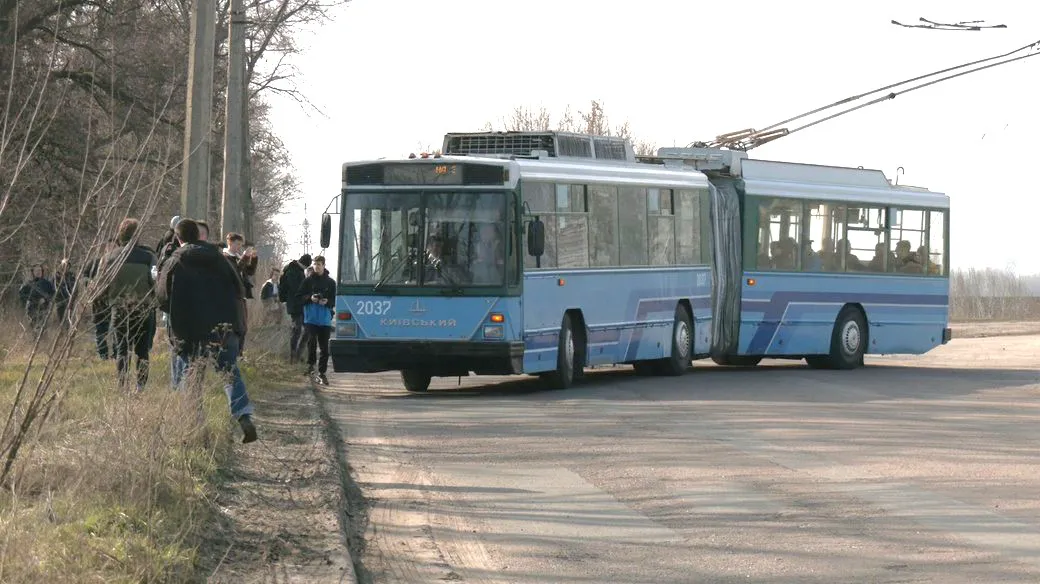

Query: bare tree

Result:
[484,100,658,156]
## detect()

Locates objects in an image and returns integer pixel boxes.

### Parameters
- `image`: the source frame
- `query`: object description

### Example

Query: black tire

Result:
[711,354,763,367]
[824,306,867,370]
[401,369,432,393]
[805,356,830,369]
[545,315,578,389]
[656,305,693,376]
[632,362,657,376]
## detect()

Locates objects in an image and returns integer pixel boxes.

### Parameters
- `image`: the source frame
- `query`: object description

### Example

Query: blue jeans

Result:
[172,332,254,418]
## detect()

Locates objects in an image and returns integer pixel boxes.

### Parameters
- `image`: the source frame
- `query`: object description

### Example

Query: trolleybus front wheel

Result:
[807,305,866,370]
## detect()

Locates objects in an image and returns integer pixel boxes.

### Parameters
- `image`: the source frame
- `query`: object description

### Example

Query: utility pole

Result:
[300,203,312,254]
[220,0,246,238]
[181,0,216,222]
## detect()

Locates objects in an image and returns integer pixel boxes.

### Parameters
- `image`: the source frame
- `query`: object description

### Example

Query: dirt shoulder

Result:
[951,321,1040,339]
[202,378,358,583]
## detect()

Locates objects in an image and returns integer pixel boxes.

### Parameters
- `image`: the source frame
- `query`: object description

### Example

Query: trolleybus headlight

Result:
[483,325,504,339]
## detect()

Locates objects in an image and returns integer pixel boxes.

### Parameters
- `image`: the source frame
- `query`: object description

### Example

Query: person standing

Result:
[53,259,76,328]
[222,232,258,299]
[100,218,157,391]
[260,267,282,326]
[156,218,257,444]
[298,255,336,385]
[84,239,117,359]
[278,254,311,363]
[18,264,55,331]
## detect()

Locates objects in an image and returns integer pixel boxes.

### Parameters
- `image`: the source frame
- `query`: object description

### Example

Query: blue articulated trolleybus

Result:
[320,131,950,392]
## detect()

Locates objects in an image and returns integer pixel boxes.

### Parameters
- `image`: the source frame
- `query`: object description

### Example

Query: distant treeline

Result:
[951,268,1040,321]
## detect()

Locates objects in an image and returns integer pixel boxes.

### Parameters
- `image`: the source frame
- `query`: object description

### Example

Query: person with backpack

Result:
[156,218,257,444]
[278,254,311,363]
[298,255,336,385]
[100,218,157,391]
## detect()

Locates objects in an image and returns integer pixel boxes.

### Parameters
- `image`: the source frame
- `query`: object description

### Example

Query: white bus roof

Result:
[739,159,949,209]
[341,151,949,209]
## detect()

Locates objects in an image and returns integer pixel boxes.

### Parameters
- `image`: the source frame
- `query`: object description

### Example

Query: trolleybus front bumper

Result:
[330,339,525,376]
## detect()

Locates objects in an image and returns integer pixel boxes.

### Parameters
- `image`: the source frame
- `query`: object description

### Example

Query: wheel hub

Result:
[676,321,690,358]
[841,320,861,355]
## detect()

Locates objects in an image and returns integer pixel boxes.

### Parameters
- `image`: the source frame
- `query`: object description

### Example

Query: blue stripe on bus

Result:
[742,291,948,354]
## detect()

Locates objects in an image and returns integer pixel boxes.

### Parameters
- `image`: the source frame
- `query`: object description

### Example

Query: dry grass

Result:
[0,303,295,583]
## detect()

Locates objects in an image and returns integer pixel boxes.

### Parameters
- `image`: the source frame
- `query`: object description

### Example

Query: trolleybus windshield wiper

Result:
[372,257,408,292]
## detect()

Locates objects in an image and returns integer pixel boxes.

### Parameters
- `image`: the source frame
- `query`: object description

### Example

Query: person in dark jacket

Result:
[18,264,55,331]
[84,239,117,358]
[298,255,336,384]
[156,218,257,444]
[259,267,281,325]
[53,259,76,328]
[100,218,157,392]
[278,253,311,363]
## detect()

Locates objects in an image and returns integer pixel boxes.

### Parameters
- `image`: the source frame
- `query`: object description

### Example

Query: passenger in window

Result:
[893,240,923,273]
[838,239,861,271]
[773,237,798,270]
[868,242,888,272]
[819,238,839,271]
[918,245,939,274]
[804,240,822,271]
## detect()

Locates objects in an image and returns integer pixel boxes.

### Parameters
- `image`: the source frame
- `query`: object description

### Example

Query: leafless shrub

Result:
[950,267,1040,321]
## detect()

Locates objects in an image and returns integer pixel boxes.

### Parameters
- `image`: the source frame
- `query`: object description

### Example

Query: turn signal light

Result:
[338,312,352,321]
[490,313,504,323]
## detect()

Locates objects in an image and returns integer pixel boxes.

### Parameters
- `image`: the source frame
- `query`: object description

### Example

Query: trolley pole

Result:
[220,0,246,237]
[181,0,216,222]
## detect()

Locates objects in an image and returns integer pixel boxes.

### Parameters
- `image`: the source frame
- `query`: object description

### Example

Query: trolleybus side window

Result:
[756,197,803,271]
[522,181,558,268]
[845,205,887,273]
[588,184,620,267]
[888,208,927,274]
[619,186,649,266]
[556,184,589,268]
[927,210,947,276]
[648,188,676,266]
[676,189,708,265]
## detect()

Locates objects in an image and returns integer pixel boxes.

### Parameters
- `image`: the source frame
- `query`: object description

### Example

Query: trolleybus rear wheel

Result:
[657,305,693,376]
[401,369,432,393]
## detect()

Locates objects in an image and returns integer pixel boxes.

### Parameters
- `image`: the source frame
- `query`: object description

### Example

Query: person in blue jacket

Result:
[298,255,336,385]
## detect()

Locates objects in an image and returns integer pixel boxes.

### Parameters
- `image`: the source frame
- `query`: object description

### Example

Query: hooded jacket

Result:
[156,241,246,343]
[101,244,156,310]
[278,260,307,316]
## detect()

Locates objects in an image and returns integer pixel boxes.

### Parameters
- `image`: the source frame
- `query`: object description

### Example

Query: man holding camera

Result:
[298,255,336,385]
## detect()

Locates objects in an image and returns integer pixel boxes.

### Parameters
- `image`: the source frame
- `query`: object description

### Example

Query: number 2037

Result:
[355,300,391,315]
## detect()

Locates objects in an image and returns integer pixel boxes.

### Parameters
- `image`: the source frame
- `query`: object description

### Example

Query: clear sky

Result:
[266,0,1040,274]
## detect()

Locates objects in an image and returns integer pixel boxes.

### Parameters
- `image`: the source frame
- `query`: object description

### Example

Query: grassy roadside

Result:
[0,315,295,583]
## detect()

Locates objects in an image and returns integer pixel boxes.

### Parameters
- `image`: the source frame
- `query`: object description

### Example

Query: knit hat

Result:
[170,215,182,229]
[299,254,312,267]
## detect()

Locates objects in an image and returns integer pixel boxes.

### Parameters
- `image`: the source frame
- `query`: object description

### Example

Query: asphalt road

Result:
[323,335,1040,584]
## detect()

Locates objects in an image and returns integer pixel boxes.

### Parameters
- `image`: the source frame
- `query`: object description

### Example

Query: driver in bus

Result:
[423,234,452,283]
[470,224,503,284]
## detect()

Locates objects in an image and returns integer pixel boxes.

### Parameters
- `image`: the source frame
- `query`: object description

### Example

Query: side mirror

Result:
[320,213,332,249]
[526,217,545,257]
